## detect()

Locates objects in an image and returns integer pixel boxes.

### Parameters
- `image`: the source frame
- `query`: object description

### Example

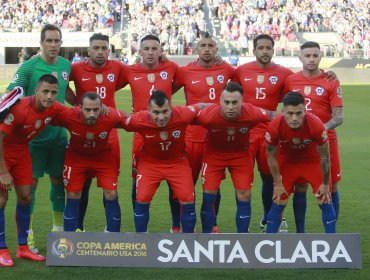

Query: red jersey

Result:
[0,96,65,148]
[265,113,328,162]
[122,105,200,161]
[126,61,178,112]
[195,103,270,152]
[174,61,235,142]
[52,107,124,155]
[70,60,128,108]
[232,62,293,133]
[283,71,343,132]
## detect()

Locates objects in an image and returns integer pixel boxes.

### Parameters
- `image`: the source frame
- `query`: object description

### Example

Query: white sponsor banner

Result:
[47,232,362,269]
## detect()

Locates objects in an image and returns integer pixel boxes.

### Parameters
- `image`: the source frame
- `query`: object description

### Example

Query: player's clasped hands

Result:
[272,183,288,205]
[315,184,332,204]
[0,172,14,191]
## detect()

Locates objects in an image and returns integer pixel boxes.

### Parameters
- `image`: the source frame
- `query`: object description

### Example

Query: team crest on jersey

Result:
[35,119,42,129]
[257,75,264,84]
[304,86,311,95]
[4,113,14,125]
[269,75,278,85]
[336,87,343,98]
[315,86,324,96]
[160,131,168,140]
[44,117,51,125]
[51,72,58,78]
[86,133,94,140]
[147,73,155,83]
[303,139,312,145]
[217,75,225,84]
[240,128,249,134]
[160,71,168,80]
[107,73,115,83]
[99,131,108,139]
[96,74,103,84]
[292,138,301,145]
[62,71,69,81]
[172,130,181,138]
[227,128,235,135]
[265,132,271,142]
[206,76,214,86]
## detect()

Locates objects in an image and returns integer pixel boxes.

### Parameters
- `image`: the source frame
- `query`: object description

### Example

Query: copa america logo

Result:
[52,238,74,259]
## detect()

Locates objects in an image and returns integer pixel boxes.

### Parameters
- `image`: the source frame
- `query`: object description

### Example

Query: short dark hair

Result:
[37,74,58,86]
[41,24,62,42]
[149,90,169,107]
[196,31,217,47]
[140,34,160,45]
[253,34,274,49]
[223,82,243,96]
[300,41,320,50]
[81,92,102,106]
[283,92,305,106]
[89,33,109,44]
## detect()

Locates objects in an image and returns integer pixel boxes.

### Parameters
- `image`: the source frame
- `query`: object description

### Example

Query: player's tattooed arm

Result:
[325,107,343,130]
[317,141,331,185]
[65,86,77,106]
[0,131,13,190]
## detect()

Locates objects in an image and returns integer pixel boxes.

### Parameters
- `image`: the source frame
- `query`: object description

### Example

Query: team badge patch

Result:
[269,75,278,85]
[147,73,155,83]
[257,75,264,84]
[4,113,14,125]
[217,75,224,84]
[86,133,94,140]
[292,138,301,145]
[315,86,325,96]
[172,130,181,138]
[227,128,235,135]
[107,73,115,83]
[304,86,311,95]
[99,131,108,139]
[160,131,168,140]
[35,119,41,129]
[240,128,249,134]
[62,71,69,81]
[160,71,168,80]
[45,117,51,125]
[206,77,214,86]
[96,74,103,84]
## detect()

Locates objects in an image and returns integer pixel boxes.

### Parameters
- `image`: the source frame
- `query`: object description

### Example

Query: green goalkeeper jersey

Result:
[7,55,71,148]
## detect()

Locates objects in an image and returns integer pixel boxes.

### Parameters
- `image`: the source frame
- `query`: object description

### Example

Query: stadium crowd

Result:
[209,0,369,57]
[0,0,119,32]
[125,0,205,55]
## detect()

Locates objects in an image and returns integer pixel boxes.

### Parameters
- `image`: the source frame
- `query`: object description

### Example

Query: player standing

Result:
[68,33,127,231]
[232,34,293,231]
[121,91,204,233]
[283,41,343,232]
[195,82,274,233]
[6,24,71,252]
[52,92,126,232]
[265,92,336,234]
[126,35,180,232]
[0,75,65,266]
[173,32,235,233]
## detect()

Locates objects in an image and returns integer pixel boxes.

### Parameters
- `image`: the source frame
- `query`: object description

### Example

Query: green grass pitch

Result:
[1,82,369,279]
